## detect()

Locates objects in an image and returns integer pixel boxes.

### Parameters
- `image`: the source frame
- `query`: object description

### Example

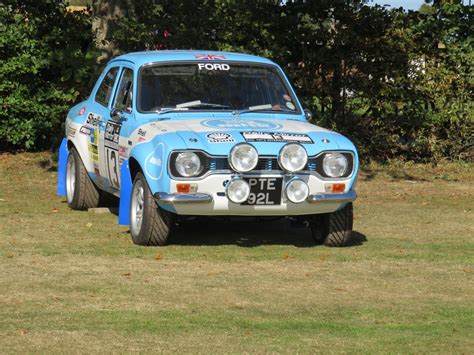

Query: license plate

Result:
[242,177,283,205]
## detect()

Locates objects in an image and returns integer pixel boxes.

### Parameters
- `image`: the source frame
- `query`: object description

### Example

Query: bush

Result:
[0,0,97,150]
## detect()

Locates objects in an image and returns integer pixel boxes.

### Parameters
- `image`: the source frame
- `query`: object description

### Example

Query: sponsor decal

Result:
[104,121,122,149]
[241,131,313,144]
[67,127,76,138]
[79,126,91,135]
[78,107,86,116]
[138,136,147,142]
[285,102,296,110]
[145,143,165,180]
[198,63,230,71]
[149,156,162,166]
[206,132,235,143]
[118,146,128,158]
[86,112,101,126]
[88,143,99,162]
[202,119,282,130]
[90,128,99,145]
[138,128,147,137]
[194,54,225,60]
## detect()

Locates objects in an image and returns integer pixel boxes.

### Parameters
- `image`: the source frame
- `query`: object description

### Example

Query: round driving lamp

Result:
[322,153,348,178]
[278,143,308,172]
[175,152,202,177]
[285,178,310,203]
[226,178,251,204]
[228,143,258,172]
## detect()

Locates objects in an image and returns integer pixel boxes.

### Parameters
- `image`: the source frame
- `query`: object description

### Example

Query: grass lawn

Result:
[0,153,473,353]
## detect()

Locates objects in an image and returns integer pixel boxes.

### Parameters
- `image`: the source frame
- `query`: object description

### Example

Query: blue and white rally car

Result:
[57,50,358,247]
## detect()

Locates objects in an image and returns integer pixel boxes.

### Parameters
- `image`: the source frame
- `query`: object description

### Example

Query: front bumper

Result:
[154,190,356,215]
[154,192,213,204]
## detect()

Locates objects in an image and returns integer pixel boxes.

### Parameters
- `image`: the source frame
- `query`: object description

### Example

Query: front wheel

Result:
[310,203,353,247]
[130,172,174,246]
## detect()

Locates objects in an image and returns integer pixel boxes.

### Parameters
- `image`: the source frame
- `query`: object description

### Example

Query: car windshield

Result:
[138,62,300,114]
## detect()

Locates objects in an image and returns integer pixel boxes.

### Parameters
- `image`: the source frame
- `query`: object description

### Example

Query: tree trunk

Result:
[92,0,131,63]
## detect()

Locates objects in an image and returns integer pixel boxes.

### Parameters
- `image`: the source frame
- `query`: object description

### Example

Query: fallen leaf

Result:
[52,208,58,213]
[86,222,93,228]
[282,254,293,260]
[319,255,326,261]
[335,288,346,292]
[463,266,469,273]
[121,272,131,277]
[154,253,162,261]
[421,202,430,206]
[19,329,27,335]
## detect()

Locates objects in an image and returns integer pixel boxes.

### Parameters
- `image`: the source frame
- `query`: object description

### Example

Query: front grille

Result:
[169,150,330,179]
[205,157,318,172]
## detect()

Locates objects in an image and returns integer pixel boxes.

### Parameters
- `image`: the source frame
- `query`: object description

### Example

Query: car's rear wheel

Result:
[66,147,100,210]
[310,203,353,247]
[130,172,174,246]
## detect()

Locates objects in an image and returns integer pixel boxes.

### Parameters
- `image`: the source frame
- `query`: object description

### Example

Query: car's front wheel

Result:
[130,172,174,246]
[310,202,353,247]
[66,147,100,210]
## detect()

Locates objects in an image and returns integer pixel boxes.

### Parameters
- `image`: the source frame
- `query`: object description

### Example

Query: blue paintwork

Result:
[57,138,68,196]
[61,50,359,223]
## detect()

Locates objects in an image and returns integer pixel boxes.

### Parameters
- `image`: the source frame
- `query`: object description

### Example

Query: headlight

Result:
[285,178,309,203]
[229,143,258,172]
[175,152,202,177]
[278,143,308,172]
[226,178,250,204]
[323,153,348,178]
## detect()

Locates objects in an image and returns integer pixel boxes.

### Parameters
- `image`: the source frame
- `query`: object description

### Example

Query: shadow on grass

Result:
[360,164,429,182]
[170,217,367,248]
[37,158,58,172]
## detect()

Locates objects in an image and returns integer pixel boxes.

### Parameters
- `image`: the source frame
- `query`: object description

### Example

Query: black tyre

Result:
[66,147,100,210]
[130,172,174,246]
[310,203,353,247]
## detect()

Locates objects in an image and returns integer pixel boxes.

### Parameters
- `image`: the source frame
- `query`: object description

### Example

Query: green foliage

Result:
[0,0,472,162]
[0,0,97,150]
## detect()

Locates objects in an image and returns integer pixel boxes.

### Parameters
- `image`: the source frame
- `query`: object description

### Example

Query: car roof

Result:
[108,50,276,67]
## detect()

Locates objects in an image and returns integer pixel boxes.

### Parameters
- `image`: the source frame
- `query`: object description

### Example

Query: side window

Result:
[95,67,119,107]
[113,68,134,112]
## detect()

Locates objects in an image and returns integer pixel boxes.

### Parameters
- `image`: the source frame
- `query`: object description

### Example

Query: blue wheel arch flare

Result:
[57,138,68,197]
[118,159,133,226]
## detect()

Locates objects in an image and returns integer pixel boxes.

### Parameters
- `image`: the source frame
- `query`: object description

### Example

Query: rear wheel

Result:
[130,172,174,246]
[310,203,353,247]
[66,147,100,210]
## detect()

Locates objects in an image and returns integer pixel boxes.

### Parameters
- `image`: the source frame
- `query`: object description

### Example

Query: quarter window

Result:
[95,67,119,107]
[114,68,134,112]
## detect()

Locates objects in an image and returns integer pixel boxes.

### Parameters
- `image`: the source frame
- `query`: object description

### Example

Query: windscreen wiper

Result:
[234,104,294,115]
[178,100,231,110]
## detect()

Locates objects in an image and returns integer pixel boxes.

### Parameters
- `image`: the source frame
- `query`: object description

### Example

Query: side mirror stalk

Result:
[110,108,127,122]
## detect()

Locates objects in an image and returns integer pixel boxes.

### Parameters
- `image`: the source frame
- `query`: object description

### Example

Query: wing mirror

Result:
[304,108,313,121]
[110,108,127,122]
